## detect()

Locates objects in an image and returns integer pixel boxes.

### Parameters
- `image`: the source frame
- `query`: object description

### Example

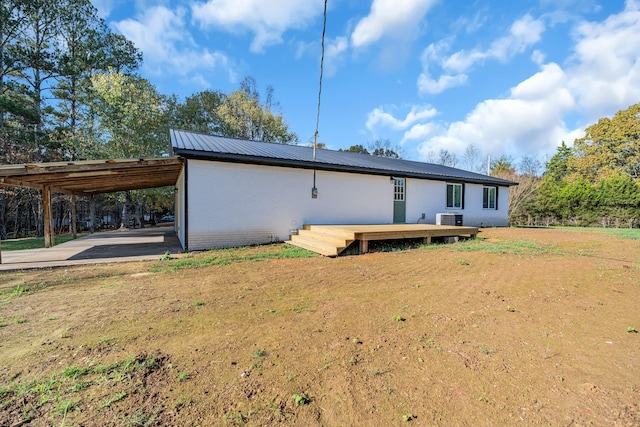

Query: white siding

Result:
[186,160,394,250]
[183,160,511,249]
[405,181,508,226]
[458,183,510,227]
[405,179,447,223]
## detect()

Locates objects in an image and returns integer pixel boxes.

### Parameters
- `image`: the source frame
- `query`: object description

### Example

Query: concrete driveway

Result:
[0,225,182,271]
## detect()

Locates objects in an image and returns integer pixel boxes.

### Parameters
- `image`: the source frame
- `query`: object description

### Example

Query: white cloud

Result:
[531,50,546,65]
[324,37,349,77]
[351,0,438,48]
[113,6,236,83]
[366,104,438,131]
[191,0,323,53]
[566,0,640,120]
[449,14,545,70]
[295,35,349,77]
[373,4,640,161]
[418,14,545,94]
[409,1,640,162]
[417,63,575,159]
[402,122,440,142]
[417,72,467,94]
[91,0,115,18]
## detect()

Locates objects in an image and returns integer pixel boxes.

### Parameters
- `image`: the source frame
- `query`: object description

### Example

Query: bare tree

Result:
[518,155,542,177]
[438,149,457,167]
[367,138,403,159]
[462,144,483,173]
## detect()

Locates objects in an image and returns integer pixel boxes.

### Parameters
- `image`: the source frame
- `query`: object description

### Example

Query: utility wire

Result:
[313,0,328,161]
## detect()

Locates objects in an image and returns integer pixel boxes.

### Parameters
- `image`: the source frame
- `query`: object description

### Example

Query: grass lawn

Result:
[1,227,639,426]
[0,234,87,251]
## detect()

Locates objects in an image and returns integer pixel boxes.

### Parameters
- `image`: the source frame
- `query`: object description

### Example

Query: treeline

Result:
[0,0,296,239]
[494,103,640,227]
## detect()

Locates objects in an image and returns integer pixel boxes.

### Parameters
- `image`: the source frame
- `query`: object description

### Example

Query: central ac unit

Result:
[436,213,463,226]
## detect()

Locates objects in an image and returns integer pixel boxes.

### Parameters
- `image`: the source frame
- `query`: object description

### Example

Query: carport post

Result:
[43,185,54,248]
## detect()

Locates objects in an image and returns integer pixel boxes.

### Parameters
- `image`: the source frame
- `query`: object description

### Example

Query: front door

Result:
[393,178,406,223]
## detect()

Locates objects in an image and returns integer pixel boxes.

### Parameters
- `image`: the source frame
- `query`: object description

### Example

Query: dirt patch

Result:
[1,228,639,425]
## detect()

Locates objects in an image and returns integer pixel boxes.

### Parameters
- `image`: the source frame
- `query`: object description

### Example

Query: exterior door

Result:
[393,178,406,223]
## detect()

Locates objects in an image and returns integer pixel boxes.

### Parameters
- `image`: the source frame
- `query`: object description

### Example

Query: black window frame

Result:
[482,186,499,210]
[446,183,464,209]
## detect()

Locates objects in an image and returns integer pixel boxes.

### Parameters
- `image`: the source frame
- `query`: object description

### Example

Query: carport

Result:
[0,157,183,264]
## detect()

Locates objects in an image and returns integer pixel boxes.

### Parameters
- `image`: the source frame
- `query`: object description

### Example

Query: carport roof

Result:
[0,157,183,195]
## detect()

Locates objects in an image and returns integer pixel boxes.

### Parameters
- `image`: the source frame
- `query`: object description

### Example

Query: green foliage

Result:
[513,103,640,227]
[587,227,640,240]
[1,352,171,423]
[544,141,574,181]
[56,398,79,416]
[168,90,226,135]
[91,70,170,158]
[292,393,311,405]
[339,139,403,158]
[340,144,369,154]
[368,138,403,159]
[101,391,127,408]
[152,244,315,272]
[0,234,84,251]
[491,156,515,175]
[571,102,640,182]
[215,76,298,144]
[452,238,562,256]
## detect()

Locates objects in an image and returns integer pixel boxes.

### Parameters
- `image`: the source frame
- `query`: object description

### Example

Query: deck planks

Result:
[287,224,479,256]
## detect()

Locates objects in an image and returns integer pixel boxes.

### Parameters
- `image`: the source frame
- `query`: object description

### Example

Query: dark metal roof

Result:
[170,129,517,186]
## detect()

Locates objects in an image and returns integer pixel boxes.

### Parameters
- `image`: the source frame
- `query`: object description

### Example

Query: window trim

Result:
[394,178,405,202]
[483,186,498,210]
[446,183,464,209]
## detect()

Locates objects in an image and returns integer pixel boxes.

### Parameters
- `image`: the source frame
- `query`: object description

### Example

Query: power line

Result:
[313,0,328,161]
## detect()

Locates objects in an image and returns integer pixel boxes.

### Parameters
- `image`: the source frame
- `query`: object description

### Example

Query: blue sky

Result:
[92,0,640,170]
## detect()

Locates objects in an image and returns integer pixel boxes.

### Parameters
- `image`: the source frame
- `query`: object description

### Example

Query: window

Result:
[446,183,463,208]
[394,178,405,201]
[483,186,498,210]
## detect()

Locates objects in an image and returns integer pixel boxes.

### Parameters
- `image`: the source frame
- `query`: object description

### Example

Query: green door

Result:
[393,178,406,223]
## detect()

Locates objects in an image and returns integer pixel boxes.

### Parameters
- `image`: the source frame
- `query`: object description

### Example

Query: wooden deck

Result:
[287,224,479,257]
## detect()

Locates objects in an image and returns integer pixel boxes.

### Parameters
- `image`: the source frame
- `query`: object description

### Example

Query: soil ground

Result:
[1,227,639,426]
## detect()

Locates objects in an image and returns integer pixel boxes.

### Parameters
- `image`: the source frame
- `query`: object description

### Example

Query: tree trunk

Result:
[120,190,132,229]
[0,191,6,240]
[35,193,43,237]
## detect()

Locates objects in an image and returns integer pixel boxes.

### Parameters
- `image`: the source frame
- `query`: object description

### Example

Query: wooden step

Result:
[303,225,356,239]
[296,229,352,247]
[287,234,344,257]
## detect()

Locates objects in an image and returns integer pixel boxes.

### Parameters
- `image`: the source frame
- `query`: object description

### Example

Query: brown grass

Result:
[1,227,639,426]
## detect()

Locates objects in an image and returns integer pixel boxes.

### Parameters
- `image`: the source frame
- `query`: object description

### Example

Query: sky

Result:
[91,0,640,169]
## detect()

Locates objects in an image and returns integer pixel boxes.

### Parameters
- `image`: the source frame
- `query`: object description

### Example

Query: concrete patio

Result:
[0,225,182,271]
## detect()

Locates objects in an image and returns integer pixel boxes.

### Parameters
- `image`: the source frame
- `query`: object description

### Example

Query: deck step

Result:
[289,224,479,256]
[287,234,345,257]
[296,229,352,246]
[303,225,357,240]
